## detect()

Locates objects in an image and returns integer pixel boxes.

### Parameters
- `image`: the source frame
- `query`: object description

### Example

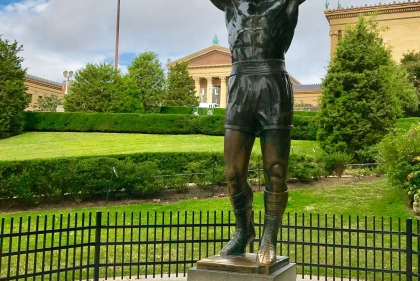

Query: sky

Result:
[0,0,401,85]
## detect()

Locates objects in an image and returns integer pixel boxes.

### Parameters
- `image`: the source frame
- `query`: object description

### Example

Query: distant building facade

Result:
[167,44,320,108]
[325,1,420,62]
[24,74,63,111]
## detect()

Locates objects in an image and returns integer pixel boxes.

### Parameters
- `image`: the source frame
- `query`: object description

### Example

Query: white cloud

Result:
[0,0,400,84]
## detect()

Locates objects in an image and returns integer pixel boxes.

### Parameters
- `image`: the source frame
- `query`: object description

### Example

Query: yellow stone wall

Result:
[24,75,63,111]
[325,1,420,62]
[294,89,322,106]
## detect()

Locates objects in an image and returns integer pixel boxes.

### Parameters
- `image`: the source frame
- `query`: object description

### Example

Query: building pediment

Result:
[189,50,232,67]
[167,45,231,68]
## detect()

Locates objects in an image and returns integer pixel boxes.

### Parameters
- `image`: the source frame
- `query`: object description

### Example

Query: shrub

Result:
[323,152,353,177]
[0,152,325,206]
[377,125,420,188]
[356,145,379,164]
[294,111,318,117]
[405,162,420,205]
[292,115,318,140]
[213,108,226,115]
[395,117,419,131]
[114,159,160,198]
[160,106,193,114]
[288,154,325,182]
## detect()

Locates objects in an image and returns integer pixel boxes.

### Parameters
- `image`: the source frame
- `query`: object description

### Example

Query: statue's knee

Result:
[226,169,244,189]
[269,163,286,185]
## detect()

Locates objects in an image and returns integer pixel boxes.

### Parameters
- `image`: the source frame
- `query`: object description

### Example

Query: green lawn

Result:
[0,132,320,161]
[0,178,413,281]
[1,178,410,219]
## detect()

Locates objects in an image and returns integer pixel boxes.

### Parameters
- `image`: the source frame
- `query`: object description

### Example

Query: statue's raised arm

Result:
[210,0,234,11]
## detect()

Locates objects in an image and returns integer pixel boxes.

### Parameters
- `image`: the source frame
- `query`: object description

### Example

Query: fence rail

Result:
[0,211,418,281]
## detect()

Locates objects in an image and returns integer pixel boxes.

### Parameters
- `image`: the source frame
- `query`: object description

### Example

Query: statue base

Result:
[188,254,296,281]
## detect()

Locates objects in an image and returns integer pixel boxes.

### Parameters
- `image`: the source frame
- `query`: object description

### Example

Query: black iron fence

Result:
[0,211,418,281]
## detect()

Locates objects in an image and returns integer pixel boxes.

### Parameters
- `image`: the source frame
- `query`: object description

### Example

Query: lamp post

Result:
[115,0,121,69]
[63,70,74,95]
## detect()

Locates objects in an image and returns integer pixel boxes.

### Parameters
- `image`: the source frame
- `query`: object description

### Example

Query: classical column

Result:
[193,77,201,101]
[329,30,339,61]
[220,76,227,108]
[206,77,213,103]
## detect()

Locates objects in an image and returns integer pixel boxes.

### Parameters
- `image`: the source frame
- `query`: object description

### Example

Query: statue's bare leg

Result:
[257,129,291,266]
[220,128,256,257]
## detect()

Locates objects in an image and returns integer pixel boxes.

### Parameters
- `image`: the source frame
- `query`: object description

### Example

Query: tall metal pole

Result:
[114,0,121,69]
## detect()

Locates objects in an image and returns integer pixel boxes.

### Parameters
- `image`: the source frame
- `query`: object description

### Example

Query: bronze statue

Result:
[209,0,305,266]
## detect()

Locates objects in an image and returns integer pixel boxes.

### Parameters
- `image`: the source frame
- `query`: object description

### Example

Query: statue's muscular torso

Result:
[210,0,300,63]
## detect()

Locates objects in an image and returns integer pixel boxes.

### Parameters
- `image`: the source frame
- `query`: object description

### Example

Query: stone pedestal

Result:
[188,254,296,281]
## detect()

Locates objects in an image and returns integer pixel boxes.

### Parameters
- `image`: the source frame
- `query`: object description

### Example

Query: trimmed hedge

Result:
[292,115,318,140]
[214,108,226,115]
[293,111,318,117]
[25,112,225,135]
[0,152,326,206]
[160,106,193,115]
[24,112,318,140]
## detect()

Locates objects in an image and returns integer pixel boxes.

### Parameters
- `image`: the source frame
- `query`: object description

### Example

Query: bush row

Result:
[0,152,334,207]
[160,106,193,115]
[24,112,319,140]
[24,112,225,135]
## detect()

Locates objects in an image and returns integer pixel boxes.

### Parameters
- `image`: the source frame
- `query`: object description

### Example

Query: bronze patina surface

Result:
[209,0,305,266]
[196,254,289,275]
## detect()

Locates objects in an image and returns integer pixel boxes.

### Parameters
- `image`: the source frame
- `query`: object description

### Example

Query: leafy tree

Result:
[317,16,403,158]
[36,94,61,112]
[128,52,166,112]
[385,64,418,116]
[401,50,420,113]
[64,63,143,113]
[166,61,198,106]
[0,36,28,138]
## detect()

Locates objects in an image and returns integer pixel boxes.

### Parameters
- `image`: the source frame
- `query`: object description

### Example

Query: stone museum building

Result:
[325,0,420,62]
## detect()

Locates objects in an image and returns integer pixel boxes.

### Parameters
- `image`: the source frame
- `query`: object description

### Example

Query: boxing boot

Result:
[220,183,255,256]
[256,189,288,266]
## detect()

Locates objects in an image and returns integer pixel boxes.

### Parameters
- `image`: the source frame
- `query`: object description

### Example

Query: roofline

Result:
[289,75,301,86]
[293,83,322,90]
[25,74,62,90]
[324,0,420,21]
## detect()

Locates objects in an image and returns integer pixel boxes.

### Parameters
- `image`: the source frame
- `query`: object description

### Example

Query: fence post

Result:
[407,217,413,281]
[212,158,216,197]
[94,211,102,281]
